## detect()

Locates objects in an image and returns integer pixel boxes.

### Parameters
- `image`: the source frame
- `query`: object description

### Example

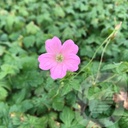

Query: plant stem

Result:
[73,30,116,79]
[95,38,111,83]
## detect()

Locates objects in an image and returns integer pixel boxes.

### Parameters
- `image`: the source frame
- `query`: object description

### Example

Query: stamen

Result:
[56,54,64,62]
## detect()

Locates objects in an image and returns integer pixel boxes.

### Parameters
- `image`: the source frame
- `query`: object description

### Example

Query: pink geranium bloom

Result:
[38,36,80,79]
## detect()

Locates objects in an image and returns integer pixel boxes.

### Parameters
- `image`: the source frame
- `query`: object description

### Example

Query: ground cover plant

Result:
[0,0,128,128]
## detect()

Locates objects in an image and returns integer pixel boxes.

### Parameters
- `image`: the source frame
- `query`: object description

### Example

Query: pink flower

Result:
[38,36,80,79]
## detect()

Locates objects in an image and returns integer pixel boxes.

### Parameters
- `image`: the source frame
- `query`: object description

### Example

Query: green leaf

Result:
[0,87,8,101]
[60,110,88,128]
[0,71,7,80]
[87,86,101,99]
[66,92,76,106]
[60,107,74,127]
[0,79,11,91]
[52,96,64,111]
[44,77,55,91]
[23,35,36,48]
[12,88,28,104]
[63,27,74,39]
[33,93,51,114]
[3,54,23,71]
[73,111,90,128]
[61,83,72,96]
[0,102,9,118]
[21,100,33,112]
[71,79,80,92]
[0,126,6,128]
[48,112,59,128]
[89,99,111,116]
[119,111,128,128]
[53,6,65,17]
[11,114,45,128]
[5,15,15,31]
[11,113,21,126]
[102,63,122,71]
[116,62,128,73]
[21,55,38,70]
[98,119,118,128]
[0,46,5,56]
[12,70,43,88]
[121,49,128,61]
[26,21,40,34]
[1,64,18,75]
[61,79,80,96]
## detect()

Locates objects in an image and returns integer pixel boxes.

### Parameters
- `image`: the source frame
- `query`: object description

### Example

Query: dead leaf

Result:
[124,99,128,110]
[113,91,128,110]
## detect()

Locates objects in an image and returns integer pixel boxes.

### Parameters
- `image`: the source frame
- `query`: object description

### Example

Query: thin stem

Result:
[50,81,64,99]
[102,74,117,83]
[95,38,111,83]
[72,30,116,79]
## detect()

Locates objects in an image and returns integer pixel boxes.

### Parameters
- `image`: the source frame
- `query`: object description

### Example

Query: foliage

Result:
[0,0,128,128]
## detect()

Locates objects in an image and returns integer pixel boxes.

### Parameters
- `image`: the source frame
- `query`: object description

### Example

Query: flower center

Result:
[56,54,64,62]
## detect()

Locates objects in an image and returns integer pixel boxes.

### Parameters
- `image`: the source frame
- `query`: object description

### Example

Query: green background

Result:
[0,0,128,128]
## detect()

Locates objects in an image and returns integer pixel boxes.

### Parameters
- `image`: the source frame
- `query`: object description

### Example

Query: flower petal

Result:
[61,40,78,54]
[45,36,62,53]
[38,53,57,70]
[64,54,80,71]
[50,63,67,79]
